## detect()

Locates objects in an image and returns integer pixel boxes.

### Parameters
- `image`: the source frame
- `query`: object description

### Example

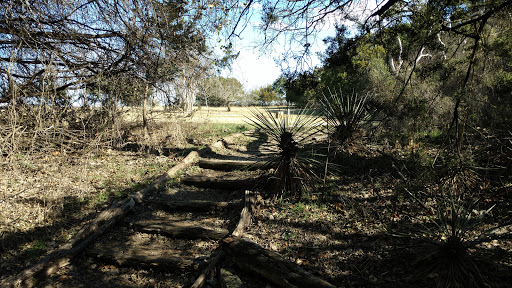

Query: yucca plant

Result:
[417,169,499,288]
[426,199,494,287]
[246,106,323,200]
[320,88,377,147]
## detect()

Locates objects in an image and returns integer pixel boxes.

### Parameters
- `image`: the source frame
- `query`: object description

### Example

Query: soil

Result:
[1,130,511,288]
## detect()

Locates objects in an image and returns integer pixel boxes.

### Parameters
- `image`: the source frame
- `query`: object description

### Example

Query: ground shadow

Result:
[256,214,511,288]
[0,171,170,280]
[0,195,94,278]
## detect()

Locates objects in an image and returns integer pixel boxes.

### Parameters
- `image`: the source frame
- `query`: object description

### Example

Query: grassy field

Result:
[188,106,300,124]
[122,105,314,125]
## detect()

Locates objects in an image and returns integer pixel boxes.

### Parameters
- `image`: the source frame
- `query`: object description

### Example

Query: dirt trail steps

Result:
[6,131,335,288]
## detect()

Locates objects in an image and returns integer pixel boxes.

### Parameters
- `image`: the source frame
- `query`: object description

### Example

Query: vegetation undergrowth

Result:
[403,167,508,287]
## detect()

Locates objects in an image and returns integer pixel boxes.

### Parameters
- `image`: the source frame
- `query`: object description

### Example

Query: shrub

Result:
[416,169,500,287]
[246,107,323,200]
[320,88,378,147]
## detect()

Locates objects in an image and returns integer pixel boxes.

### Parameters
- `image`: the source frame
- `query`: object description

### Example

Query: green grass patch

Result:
[416,128,445,145]
[197,123,249,140]
[24,238,49,259]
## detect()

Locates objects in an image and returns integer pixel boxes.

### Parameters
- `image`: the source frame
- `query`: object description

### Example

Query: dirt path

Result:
[4,131,334,288]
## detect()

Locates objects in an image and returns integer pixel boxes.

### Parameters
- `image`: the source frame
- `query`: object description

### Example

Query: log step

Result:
[222,238,336,288]
[146,199,239,212]
[133,219,229,240]
[180,175,259,190]
[198,158,269,171]
[87,248,195,270]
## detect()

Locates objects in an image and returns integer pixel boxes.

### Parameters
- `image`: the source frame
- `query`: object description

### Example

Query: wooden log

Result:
[232,190,255,237]
[181,175,257,190]
[198,158,268,171]
[220,132,244,144]
[220,269,244,288]
[222,238,336,288]
[145,199,237,212]
[4,197,135,288]
[133,220,228,240]
[190,251,226,288]
[133,151,199,203]
[3,151,200,288]
[190,190,256,288]
[88,248,194,270]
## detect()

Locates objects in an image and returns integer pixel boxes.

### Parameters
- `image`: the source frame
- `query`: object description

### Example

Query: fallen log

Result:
[222,238,336,288]
[190,251,226,288]
[3,151,200,288]
[181,175,258,190]
[133,151,199,203]
[88,248,194,270]
[145,199,237,212]
[220,268,244,288]
[3,197,135,288]
[133,220,228,240]
[198,158,267,171]
[190,190,256,288]
[232,190,255,237]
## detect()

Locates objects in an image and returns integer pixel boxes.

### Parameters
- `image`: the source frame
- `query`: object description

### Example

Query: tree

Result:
[282,70,320,106]
[256,85,280,105]
[272,76,287,102]
[0,0,238,154]
[239,0,512,134]
[197,76,244,111]
[0,0,228,106]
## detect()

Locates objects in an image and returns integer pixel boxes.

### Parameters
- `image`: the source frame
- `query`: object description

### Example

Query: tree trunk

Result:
[143,82,149,140]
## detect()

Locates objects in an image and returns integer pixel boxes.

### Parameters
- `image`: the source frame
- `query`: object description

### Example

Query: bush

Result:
[320,88,378,147]
[247,106,323,200]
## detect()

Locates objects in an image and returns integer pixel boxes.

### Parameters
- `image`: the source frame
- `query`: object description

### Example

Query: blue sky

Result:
[225,30,333,91]
[221,1,377,92]
[221,2,334,92]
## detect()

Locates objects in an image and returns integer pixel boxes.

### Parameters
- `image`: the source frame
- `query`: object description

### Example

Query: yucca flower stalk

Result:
[246,106,323,200]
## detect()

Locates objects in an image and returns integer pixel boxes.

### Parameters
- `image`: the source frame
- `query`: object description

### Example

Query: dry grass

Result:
[189,106,259,124]
[0,150,178,275]
[121,106,314,125]
[0,106,268,277]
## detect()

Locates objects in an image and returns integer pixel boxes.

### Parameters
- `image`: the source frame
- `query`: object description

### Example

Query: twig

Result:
[0,189,28,205]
